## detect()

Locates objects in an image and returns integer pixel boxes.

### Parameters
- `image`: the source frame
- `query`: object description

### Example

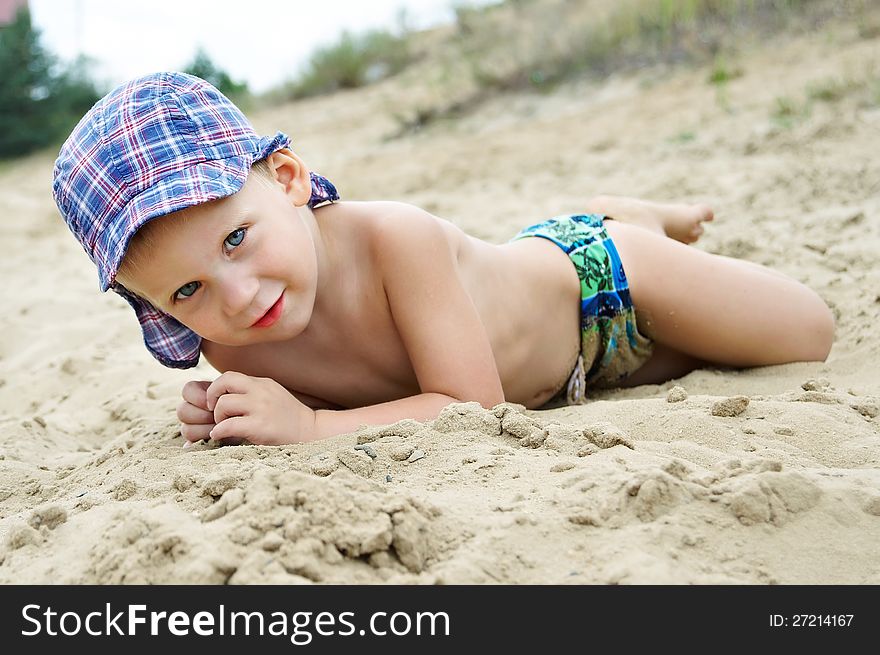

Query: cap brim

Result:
[97,131,289,291]
[97,156,247,291]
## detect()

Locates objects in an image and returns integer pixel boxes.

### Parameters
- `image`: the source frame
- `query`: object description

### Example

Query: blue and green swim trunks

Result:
[510,214,654,404]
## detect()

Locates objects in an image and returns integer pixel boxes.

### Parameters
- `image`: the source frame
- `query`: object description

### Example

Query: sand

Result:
[0,12,878,584]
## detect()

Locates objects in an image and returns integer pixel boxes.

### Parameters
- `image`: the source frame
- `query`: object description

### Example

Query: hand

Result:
[177,380,215,445]
[203,371,317,446]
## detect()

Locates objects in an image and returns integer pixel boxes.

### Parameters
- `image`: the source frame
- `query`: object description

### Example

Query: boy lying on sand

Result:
[53,73,834,446]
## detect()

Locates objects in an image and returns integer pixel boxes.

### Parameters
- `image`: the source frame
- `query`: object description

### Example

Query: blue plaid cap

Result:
[52,72,339,369]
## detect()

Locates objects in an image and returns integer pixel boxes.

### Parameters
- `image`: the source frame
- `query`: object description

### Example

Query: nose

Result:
[217,270,259,318]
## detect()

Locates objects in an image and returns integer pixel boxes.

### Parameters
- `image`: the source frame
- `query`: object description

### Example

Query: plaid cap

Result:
[52,72,339,369]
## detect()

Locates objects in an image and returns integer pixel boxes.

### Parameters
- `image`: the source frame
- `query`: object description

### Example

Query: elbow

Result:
[477,397,506,411]
[804,301,835,362]
[473,389,506,410]
[445,389,505,410]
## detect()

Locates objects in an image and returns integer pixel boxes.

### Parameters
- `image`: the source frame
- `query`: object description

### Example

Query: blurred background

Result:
[3,0,875,160]
[0,0,495,157]
[25,0,465,94]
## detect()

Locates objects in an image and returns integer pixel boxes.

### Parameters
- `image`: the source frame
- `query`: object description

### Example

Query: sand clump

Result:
[667,385,688,403]
[711,395,751,417]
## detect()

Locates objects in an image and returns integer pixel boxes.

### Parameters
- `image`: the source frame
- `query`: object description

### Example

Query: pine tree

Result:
[184,48,248,99]
[0,7,55,156]
[0,7,100,158]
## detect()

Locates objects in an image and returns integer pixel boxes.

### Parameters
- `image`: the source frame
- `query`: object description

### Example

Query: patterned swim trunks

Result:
[509,214,654,404]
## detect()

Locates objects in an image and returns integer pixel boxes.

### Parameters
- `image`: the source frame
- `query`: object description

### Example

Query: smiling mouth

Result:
[251,293,284,328]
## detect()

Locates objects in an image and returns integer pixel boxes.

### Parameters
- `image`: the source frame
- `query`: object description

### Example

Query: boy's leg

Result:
[615,342,709,388]
[585,195,714,244]
[603,220,834,368]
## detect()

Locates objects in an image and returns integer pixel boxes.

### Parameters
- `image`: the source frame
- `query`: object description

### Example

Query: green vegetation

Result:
[389,0,849,133]
[805,75,860,103]
[0,8,101,159]
[0,9,255,160]
[708,54,743,85]
[771,95,806,128]
[184,48,249,100]
[669,130,697,144]
[1,0,873,156]
[770,66,880,127]
[707,53,742,113]
[468,0,832,91]
[283,28,413,99]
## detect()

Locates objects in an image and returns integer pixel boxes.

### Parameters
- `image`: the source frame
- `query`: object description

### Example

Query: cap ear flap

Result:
[113,284,201,369]
[308,173,339,208]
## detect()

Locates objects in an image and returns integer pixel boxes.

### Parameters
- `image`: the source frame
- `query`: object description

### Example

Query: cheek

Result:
[171,306,221,338]
[182,312,244,345]
[266,236,316,281]
[294,251,318,281]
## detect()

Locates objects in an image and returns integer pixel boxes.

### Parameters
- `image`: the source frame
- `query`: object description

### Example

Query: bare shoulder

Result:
[343,201,465,261]
[316,199,428,221]
[316,200,455,248]
[322,199,441,224]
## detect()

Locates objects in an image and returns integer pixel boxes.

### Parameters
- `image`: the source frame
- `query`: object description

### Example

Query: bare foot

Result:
[651,202,715,244]
[587,195,715,244]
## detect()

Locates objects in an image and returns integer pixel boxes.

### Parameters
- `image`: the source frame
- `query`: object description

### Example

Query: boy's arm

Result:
[379,204,506,404]
[205,373,466,445]
[312,204,505,440]
[311,392,462,441]
[205,204,505,446]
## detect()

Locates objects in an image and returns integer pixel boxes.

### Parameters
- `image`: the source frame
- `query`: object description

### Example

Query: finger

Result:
[211,393,248,423]
[213,393,251,425]
[182,380,212,411]
[181,422,213,443]
[176,400,216,425]
[209,415,253,445]
[205,371,253,411]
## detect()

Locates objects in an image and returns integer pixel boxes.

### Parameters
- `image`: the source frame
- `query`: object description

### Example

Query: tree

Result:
[0,7,100,158]
[183,48,248,99]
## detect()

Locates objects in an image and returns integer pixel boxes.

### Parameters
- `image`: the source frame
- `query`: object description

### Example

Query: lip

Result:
[251,293,284,328]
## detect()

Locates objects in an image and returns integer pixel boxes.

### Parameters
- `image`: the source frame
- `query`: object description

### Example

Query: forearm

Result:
[310,392,460,441]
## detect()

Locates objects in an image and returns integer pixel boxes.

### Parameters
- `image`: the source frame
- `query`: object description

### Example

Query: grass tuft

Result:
[284,29,413,99]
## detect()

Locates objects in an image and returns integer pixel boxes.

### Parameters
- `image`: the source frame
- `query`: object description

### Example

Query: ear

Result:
[262,148,312,207]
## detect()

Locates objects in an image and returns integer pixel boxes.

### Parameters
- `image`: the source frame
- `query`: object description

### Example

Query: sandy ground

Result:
[0,13,878,584]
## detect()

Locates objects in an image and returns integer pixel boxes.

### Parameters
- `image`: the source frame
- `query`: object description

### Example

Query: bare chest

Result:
[204,281,419,409]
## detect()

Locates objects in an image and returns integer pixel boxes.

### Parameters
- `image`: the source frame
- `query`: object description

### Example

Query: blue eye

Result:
[225,228,246,248]
[176,281,200,299]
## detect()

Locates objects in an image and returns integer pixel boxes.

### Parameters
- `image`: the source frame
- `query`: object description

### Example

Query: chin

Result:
[274,316,310,341]
[247,315,310,344]
[281,292,315,336]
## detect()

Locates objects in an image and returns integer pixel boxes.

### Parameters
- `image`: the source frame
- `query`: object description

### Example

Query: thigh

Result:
[603,220,834,367]
[615,341,708,388]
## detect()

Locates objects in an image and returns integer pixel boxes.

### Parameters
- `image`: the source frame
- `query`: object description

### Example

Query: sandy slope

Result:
[0,12,878,583]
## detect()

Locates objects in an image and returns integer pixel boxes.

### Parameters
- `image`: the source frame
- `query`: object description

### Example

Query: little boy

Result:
[53,73,834,446]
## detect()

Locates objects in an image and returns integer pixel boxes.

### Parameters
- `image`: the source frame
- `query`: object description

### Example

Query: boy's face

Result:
[116,168,318,347]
